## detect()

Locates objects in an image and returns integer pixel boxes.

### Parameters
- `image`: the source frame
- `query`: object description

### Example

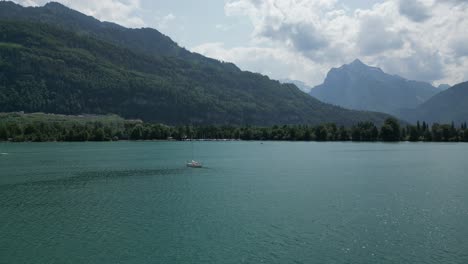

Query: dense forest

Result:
[0,2,392,126]
[1,113,467,143]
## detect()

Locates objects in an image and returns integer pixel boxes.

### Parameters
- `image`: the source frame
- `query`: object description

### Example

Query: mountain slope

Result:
[0,2,181,56]
[280,79,313,93]
[402,81,468,124]
[0,1,231,68]
[309,59,440,115]
[0,20,391,126]
[437,84,451,91]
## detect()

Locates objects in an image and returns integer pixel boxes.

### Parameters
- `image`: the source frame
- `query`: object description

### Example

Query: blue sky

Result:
[13,0,468,88]
[137,0,384,49]
[139,0,241,48]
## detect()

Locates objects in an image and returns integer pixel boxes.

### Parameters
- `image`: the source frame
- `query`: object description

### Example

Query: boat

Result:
[186,160,202,168]
[186,129,203,168]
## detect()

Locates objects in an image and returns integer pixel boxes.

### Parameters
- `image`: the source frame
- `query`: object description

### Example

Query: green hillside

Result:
[402,81,468,124]
[0,2,392,126]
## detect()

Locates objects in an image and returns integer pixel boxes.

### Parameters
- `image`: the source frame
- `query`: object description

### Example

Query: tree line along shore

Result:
[0,113,467,143]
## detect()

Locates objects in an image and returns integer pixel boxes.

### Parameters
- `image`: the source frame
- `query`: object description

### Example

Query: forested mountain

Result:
[309,59,440,115]
[0,3,392,126]
[401,81,468,124]
[0,1,190,59]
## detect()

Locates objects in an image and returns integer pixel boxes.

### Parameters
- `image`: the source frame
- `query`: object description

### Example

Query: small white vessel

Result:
[186,160,202,168]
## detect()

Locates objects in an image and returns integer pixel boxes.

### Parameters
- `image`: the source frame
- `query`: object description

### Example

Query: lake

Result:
[1,141,468,263]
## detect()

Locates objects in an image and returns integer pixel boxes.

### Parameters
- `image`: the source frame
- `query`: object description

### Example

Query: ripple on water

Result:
[0,167,186,189]
[0,167,188,213]
[1,142,468,264]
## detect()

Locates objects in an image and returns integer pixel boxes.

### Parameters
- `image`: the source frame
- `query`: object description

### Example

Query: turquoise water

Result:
[1,141,468,263]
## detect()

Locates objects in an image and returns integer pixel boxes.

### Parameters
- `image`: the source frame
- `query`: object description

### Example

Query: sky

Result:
[11,0,468,87]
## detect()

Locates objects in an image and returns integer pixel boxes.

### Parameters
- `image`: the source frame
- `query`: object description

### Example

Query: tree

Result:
[315,125,328,141]
[372,126,379,140]
[463,130,468,142]
[422,121,428,131]
[262,128,271,140]
[23,124,37,136]
[93,128,105,141]
[304,129,312,141]
[130,125,143,140]
[351,126,361,141]
[0,124,7,140]
[352,122,378,141]
[6,122,22,137]
[401,127,407,141]
[380,118,400,142]
[423,130,432,142]
[408,126,419,142]
[242,127,253,140]
[338,126,349,141]
[432,124,443,141]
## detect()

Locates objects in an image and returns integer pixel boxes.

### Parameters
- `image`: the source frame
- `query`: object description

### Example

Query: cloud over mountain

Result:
[194,0,468,87]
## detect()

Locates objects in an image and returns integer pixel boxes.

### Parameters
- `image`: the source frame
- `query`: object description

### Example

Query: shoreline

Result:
[1,139,466,144]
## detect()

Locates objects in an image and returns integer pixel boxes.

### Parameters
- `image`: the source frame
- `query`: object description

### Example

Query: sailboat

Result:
[186,160,202,168]
[186,128,203,168]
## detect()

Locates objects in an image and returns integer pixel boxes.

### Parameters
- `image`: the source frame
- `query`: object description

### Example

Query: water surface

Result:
[1,142,468,263]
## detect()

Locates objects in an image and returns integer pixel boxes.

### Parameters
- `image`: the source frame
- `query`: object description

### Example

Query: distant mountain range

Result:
[0,1,392,126]
[402,81,468,124]
[309,59,440,115]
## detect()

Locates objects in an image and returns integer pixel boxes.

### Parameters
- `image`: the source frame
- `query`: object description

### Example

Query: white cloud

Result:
[356,14,404,55]
[398,0,432,22]
[155,13,176,29]
[12,0,145,28]
[192,42,330,88]
[193,0,468,87]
